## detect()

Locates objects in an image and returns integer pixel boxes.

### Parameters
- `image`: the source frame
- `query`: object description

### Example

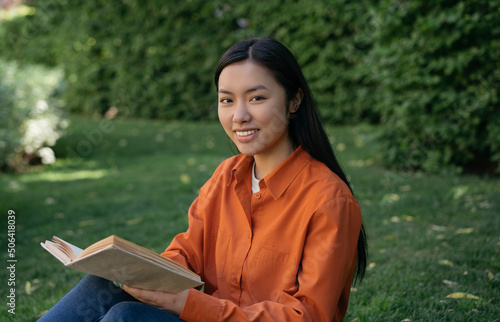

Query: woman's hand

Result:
[123,285,189,316]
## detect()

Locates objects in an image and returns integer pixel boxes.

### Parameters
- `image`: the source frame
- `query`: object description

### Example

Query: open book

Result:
[41,235,203,293]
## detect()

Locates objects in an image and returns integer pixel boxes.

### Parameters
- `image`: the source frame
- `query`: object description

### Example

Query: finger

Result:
[123,286,146,300]
[123,286,160,305]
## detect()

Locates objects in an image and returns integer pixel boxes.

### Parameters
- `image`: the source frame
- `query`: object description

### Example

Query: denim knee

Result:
[101,301,182,322]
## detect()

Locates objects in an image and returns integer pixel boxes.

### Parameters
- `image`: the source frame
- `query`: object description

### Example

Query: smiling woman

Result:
[38,38,367,322]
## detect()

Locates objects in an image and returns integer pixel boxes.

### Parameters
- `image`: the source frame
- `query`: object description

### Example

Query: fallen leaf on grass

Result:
[451,186,468,200]
[442,280,457,286]
[399,185,412,192]
[79,220,96,227]
[390,216,401,223]
[126,218,143,226]
[439,259,454,267]
[431,225,448,232]
[382,193,400,203]
[446,292,479,300]
[180,173,191,184]
[25,280,40,295]
[455,227,474,234]
[404,215,414,222]
[45,197,56,205]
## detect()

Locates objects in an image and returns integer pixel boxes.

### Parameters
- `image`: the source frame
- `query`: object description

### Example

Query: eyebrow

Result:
[218,85,270,94]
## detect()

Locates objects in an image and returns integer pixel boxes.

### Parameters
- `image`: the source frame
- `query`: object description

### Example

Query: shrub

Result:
[366,0,500,173]
[0,60,66,172]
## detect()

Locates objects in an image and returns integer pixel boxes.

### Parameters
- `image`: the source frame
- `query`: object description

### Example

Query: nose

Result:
[233,100,251,124]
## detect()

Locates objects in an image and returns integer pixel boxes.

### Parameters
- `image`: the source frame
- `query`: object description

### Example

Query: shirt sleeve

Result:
[179,196,362,322]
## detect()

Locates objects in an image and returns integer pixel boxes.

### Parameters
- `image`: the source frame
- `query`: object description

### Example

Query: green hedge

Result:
[367,0,500,173]
[1,0,498,173]
[0,0,378,122]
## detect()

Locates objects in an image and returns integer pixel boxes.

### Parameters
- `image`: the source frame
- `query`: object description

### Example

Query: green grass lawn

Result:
[1,115,498,321]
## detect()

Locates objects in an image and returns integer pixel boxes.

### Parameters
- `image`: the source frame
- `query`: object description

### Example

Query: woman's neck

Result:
[253,143,295,180]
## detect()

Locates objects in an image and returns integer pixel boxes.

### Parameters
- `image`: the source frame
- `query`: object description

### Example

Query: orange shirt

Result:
[162,146,362,321]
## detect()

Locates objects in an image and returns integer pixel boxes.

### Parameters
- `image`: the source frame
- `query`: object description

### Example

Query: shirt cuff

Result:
[179,288,222,321]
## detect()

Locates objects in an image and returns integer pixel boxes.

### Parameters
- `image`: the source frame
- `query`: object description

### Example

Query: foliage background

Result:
[1,0,498,172]
[0,1,499,320]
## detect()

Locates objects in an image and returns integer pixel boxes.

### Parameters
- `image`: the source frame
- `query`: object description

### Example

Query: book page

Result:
[41,241,71,265]
[53,236,84,259]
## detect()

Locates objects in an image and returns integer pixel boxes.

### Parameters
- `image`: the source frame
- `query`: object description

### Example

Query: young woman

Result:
[38,38,367,322]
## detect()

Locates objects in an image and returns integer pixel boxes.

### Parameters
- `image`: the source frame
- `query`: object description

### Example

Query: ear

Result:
[288,88,304,114]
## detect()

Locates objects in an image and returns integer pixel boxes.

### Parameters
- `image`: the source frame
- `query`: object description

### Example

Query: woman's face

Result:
[217,60,294,161]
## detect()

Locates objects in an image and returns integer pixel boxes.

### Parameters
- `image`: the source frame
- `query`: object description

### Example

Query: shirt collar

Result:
[229,146,312,200]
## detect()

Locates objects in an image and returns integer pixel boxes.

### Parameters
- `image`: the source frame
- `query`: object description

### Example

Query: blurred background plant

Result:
[0,59,66,172]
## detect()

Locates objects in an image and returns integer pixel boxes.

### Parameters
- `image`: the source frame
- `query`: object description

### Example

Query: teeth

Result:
[236,130,257,137]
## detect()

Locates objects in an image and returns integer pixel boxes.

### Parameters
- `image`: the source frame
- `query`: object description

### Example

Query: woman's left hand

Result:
[123,285,189,316]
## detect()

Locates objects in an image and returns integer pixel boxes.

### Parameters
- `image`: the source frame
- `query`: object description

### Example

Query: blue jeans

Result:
[37,275,184,321]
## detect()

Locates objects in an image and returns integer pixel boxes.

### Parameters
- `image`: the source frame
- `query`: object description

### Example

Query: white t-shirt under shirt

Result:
[252,162,260,193]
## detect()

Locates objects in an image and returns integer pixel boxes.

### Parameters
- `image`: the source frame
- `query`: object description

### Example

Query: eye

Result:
[219,98,232,104]
[251,96,265,102]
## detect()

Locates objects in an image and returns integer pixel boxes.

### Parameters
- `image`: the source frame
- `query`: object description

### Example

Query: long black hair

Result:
[215,37,367,283]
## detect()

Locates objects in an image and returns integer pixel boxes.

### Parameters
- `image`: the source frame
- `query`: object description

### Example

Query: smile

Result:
[235,130,258,137]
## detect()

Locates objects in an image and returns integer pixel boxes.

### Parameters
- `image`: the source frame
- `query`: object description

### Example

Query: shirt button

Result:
[232,278,238,284]
[255,193,261,199]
